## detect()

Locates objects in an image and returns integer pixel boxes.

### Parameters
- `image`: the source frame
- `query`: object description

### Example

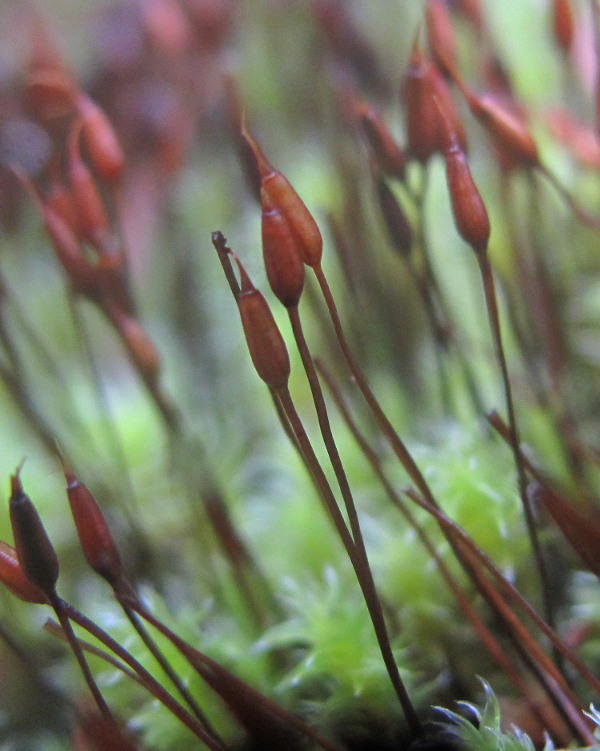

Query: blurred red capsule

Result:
[62,460,123,587]
[68,122,111,245]
[453,0,485,35]
[438,109,490,254]
[552,0,574,54]
[41,201,100,297]
[403,42,466,163]
[242,121,323,269]
[545,108,600,170]
[261,203,305,309]
[356,102,406,180]
[234,255,291,391]
[465,90,539,167]
[9,467,59,598]
[0,540,48,604]
[77,94,124,183]
[375,175,413,257]
[142,0,193,56]
[426,0,457,76]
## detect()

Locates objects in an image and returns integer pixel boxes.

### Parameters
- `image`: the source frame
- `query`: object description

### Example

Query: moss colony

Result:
[1,1,600,750]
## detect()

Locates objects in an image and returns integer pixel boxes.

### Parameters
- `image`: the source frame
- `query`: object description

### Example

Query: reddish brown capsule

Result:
[444,147,490,253]
[545,108,600,170]
[142,0,193,56]
[76,94,124,183]
[440,117,490,253]
[242,122,323,268]
[68,122,111,245]
[356,102,406,180]
[62,461,123,587]
[453,0,485,35]
[261,203,305,308]
[375,176,413,257]
[16,170,98,297]
[552,0,574,54]
[464,90,539,167]
[234,256,291,391]
[25,70,77,121]
[42,202,99,297]
[46,168,81,237]
[426,0,457,76]
[0,540,48,604]
[9,468,59,598]
[403,42,466,163]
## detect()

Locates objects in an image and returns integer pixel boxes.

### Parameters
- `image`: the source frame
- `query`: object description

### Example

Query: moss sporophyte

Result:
[1,1,600,750]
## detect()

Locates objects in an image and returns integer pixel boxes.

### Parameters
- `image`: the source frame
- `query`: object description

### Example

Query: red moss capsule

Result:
[142,0,193,56]
[445,147,490,253]
[0,541,48,604]
[234,256,291,391]
[67,122,111,245]
[545,108,600,169]
[9,468,59,598]
[464,89,539,167]
[261,203,305,308]
[25,70,77,121]
[440,116,490,253]
[356,102,406,180]
[62,461,123,587]
[42,203,99,297]
[375,175,413,257]
[426,0,457,76]
[552,0,574,54]
[403,42,466,163]
[16,171,98,297]
[46,176,81,238]
[453,0,485,35]
[241,122,323,268]
[76,94,124,183]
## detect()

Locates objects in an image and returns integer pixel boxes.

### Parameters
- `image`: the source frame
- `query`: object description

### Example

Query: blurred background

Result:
[0,1,599,749]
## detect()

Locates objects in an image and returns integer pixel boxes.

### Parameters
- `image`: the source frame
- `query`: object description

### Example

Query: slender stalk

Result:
[48,590,113,720]
[275,384,422,736]
[45,618,142,685]
[120,600,218,731]
[538,163,600,235]
[476,253,555,632]
[173,432,279,629]
[312,262,436,506]
[59,599,229,751]
[287,304,363,546]
[409,175,486,416]
[121,595,346,751]
[404,487,600,698]
[317,359,596,740]
[67,292,141,514]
